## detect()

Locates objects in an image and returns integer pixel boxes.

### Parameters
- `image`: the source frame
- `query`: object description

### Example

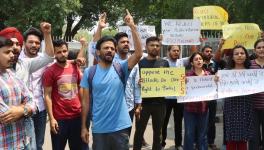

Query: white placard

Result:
[161,19,201,45]
[177,75,217,103]
[218,69,264,98]
[118,25,156,50]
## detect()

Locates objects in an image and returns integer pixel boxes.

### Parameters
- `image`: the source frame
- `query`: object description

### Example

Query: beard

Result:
[118,46,129,54]
[148,50,159,58]
[169,54,179,61]
[99,53,114,64]
[27,47,39,56]
[203,55,212,62]
[56,57,67,64]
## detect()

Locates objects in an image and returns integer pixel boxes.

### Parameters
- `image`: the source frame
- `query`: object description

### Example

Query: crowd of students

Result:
[0,10,264,150]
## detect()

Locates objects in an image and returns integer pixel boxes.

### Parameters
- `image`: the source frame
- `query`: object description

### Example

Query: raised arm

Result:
[75,38,88,66]
[214,38,225,62]
[93,12,107,42]
[40,22,54,57]
[125,9,142,69]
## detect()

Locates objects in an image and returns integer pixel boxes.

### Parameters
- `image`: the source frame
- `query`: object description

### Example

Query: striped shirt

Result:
[0,69,36,149]
[250,59,264,109]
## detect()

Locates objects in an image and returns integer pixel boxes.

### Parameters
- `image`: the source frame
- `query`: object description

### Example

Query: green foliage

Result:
[1,0,263,38]
[126,0,264,34]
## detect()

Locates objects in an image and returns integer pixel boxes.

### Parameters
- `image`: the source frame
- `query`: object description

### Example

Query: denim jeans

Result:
[24,117,36,150]
[184,111,208,150]
[92,128,129,150]
[32,110,47,150]
[51,117,88,150]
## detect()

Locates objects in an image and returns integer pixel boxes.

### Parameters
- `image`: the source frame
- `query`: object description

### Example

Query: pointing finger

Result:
[126,9,131,16]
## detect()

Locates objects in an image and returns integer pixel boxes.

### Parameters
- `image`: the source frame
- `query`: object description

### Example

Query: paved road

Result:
[43,114,224,150]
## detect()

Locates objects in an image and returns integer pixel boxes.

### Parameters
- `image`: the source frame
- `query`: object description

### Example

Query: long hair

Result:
[227,45,251,69]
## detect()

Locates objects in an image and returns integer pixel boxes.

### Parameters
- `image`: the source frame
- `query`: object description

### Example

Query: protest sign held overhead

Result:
[193,5,228,30]
[222,23,261,49]
[140,68,185,98]
[118,25,156,50]
[161,19,201,45]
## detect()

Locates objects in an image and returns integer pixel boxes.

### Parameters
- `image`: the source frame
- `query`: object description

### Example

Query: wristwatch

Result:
[23,106,29,118]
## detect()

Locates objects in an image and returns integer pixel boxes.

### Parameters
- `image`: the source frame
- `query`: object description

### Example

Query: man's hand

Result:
[75,57,86,66]
[0,105,24,124]
[124,9,135,27]
[135,104,142,120]
[219,38,225,47]
[40,22,52,34]
[81,127,89,144]
[98,12,107,29]
[80,37,88,48]
[50,118,59,134]
[138,78,143,86]
[135,107,141,120]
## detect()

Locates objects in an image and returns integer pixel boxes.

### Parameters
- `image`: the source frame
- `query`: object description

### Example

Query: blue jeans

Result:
[92,128,129,150]
[184,111,208,150]
[24,117,36,150]
[33,110,47,150]
[51,117,88,150]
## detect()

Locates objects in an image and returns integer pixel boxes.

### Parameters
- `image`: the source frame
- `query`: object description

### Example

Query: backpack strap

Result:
[86,63,125,124]
[87,65,97,124]
[113,62,126,88]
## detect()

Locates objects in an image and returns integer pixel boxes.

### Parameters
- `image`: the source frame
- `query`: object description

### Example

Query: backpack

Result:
[86,62,125,126]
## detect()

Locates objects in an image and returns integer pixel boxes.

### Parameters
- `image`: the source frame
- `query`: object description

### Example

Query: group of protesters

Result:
[1,9,264,150]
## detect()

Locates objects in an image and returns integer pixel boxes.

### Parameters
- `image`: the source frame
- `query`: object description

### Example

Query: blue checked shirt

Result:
[114,54,142,111]
[0,69,36,149]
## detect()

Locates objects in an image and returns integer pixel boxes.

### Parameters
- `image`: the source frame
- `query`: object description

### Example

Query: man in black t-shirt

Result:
[133,36,169,150]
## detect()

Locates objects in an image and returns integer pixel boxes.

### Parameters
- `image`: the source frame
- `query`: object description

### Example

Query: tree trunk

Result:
[64,14,74,41]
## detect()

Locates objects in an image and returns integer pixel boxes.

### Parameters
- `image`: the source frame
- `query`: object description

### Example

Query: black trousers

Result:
[207,100,217,144]
[133,104,166,150]
[161,99,184,147]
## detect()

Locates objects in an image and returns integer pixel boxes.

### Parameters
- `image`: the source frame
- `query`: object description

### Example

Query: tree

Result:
[63,0,129,39]
[0,0,81,36]
[1,0,263,39]
[123,0,264,34]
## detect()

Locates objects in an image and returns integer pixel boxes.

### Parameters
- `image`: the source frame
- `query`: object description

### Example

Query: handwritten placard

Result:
[218,69,264,98]
[140,68,185,98]
[118,26,156,50]
[222,23,261,49]
[177,75,218,103]
[161,19,201,45]
[193,6,228,30]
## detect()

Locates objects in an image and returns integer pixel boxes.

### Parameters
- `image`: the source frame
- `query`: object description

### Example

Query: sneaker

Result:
[208,144,218,150]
